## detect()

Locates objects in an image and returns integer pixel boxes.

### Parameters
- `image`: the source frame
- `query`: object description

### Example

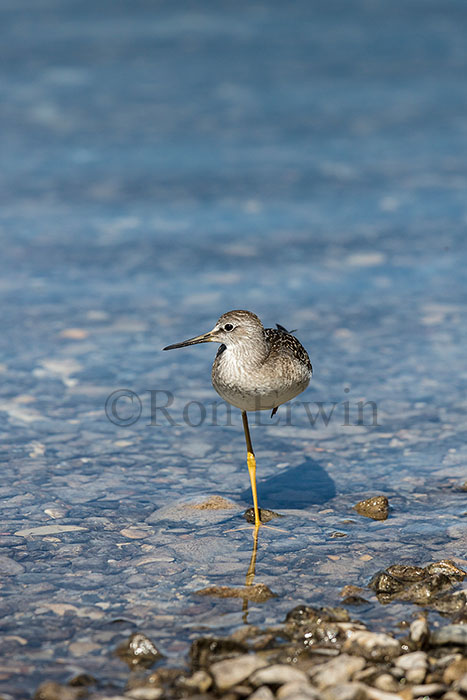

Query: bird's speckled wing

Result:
[264,328,312,374]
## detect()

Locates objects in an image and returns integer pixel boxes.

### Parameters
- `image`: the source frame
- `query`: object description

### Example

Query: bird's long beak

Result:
[163,329,217,351]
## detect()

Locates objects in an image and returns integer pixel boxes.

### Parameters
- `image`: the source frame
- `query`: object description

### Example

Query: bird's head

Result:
[163,310,265,351]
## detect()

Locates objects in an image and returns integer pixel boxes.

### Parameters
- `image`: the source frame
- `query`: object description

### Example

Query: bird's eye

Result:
[224,323,234,332]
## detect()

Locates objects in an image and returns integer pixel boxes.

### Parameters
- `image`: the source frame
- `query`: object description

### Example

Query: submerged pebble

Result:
[195,583,276,602]
[432,625,467,646]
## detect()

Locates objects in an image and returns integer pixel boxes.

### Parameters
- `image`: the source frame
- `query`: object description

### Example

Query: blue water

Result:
[1,0,466,696]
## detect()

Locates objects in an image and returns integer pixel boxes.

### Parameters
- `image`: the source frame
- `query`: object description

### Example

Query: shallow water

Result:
[1,0,467,696]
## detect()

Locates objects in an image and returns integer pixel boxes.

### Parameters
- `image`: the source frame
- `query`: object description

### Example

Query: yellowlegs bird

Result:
[163,310,312,528]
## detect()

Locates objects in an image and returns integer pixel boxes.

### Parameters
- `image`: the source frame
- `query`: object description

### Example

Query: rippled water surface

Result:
[1,0,467,696]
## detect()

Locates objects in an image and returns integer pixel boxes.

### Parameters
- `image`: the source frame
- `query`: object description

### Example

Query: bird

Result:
[163,310,312,529]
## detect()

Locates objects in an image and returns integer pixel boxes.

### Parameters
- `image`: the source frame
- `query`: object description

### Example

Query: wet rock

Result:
[286,605,350,626]
[342,596,370,606]
[341,585,365,598]
[190,637,248,670]
[301,622,350,650]
[196,583,276,602]
[244,508,283,523]
[354,496,389,521]
[311,654,366,689]
[444,659,467,684]
[210,653,267,691]
[343,631,401,662]
[425,560,466,581]
[340,586,369,607]
[116,633,162,669]
[386,565,425,581]
[433,590,467,617]
[395,651,427,684]
[431,625,467,646]
[283,607,354,651]
[400,577,456,605]
[410,616,430,648]
[68,673,96,687]
[34,682,84,700]
[369,572,404,595]
[250,664,309,687]
[369,561,466,609]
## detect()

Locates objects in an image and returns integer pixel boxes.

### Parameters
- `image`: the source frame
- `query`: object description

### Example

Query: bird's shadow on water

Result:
[241,457,336,510]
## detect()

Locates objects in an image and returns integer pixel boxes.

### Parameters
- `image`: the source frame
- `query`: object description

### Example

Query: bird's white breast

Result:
[212,345,310,411]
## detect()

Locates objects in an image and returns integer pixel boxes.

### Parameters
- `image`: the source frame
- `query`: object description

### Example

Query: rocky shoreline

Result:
[33,560,467,700]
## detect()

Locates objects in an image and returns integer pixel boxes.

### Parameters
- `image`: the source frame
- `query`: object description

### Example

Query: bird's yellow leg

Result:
[242,411,261,528]
[247,452,261,527]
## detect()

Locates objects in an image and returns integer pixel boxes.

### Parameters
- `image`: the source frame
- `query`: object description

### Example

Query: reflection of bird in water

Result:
[242,527,259,623]
[164,310,312,529]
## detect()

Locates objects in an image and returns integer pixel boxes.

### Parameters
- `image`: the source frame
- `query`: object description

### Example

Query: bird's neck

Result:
[226,335,269,368]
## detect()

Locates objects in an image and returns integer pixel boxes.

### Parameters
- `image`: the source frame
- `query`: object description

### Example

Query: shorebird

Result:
[163,310,312,528]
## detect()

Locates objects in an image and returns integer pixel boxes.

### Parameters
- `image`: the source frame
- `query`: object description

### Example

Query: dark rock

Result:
[369,571,405,595]
[195,583,275,602]
[34,682,84,700]
[244,508,283,523]
[341,596,370,606]
[285,605,350,626]
[369,561,466,609]
[354,496,389,521]
[190,637,248,671]
[386,564,426,581]
[116,632,162,669]
[425,560,466,582]
[68,673,96,687]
